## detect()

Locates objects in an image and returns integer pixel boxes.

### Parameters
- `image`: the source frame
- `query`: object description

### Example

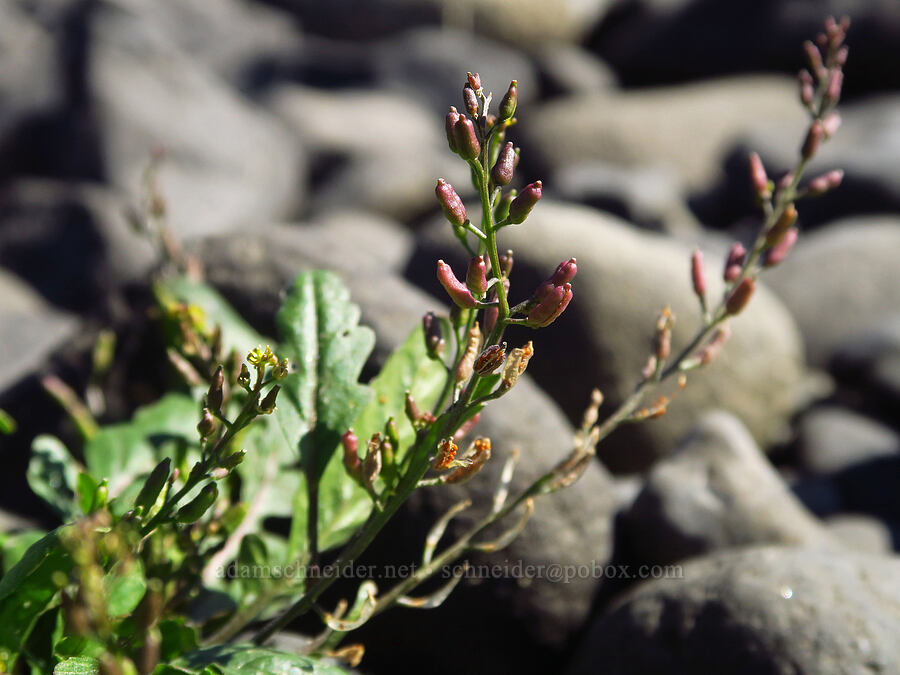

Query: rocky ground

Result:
[1,1,899,674]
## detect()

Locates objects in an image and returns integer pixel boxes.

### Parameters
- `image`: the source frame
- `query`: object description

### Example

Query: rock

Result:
[623,412,834,565]
[357,376,616,673]
[412,201,808,471]
[764,217,900,367]
[277,0,610,45]
[0,269,79,395]
[372,27,538,115]
[551,161,701,235]
[518,76,804,191]
[85,0,306,237]
[824,514,894,555]
[265,84,473,220]
[569,546,900,675]
[589,0,900,94]
[798,406,899,475]
[0,180,157,316]
[533,43,617,98]
[831,315,900,409]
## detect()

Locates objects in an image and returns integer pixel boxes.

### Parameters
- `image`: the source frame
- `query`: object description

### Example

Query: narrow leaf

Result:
[28,436,80,519]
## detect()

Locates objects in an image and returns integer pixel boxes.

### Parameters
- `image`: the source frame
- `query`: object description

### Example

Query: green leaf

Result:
[157,276,267,357]
[1,530,47,574]
[275,271,375,559]
[83,393,199,498]
[0,530,71,672]
[28,436,80,519]
[105,561,147,617]
[351,323,449,463]
[54,656,99,675]
[76,473,99,515]
[54,636,105,659]
[158,619,199,663]
[0,408,16,434]
[170,645,348,675]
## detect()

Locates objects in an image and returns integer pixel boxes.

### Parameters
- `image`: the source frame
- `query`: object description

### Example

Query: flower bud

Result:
[466,72,482,92]
[824,68,843,106]
[258,385,280,414]
[725,277,756,315]
[549,257,577,285]
[822,112,841,138]
[176,483,218,523]
[273,358,289,379]
[801,121,824,160]
[766,203,798,248]
[835,45,849,67]
[474,343,506,375]
[494,189,515,223]
[463,84,479,117]
[698,326,731,365]
[197,408,216,439]
[435,179,467,227]
[498,80,517,120]
[405,392,436,429]
[691,249,706,300]
[453,117,481,160]
[748,152,770,200]
[798,70,815,107]
[220,450,246,470]
[723,242,747,282]
[445,106,460,153]
[206,365,224,414]
[466,255,488,296]
[764,227,799,267]
[499,250,514,276]
[527,282,573,327]
[491,142,516,186]
[237,363,251,389]
[803,40,825,77]
[507,181,542,224]
[654,306,673,362]
[805,169,844,196]
[437,260,480,309]
[422,311,445,359]
[342,429,362,482]
[135,458,171,516]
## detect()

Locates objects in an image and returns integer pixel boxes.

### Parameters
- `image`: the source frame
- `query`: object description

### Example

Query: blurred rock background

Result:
[1,0,898,673]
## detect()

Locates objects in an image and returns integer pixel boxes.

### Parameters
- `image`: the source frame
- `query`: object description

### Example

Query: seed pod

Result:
[466,255,488,296]
[435,179,467,227]
[723,242,747,282]
[220,450,246,470]
[492,142,516,186]
[197,408,216,439]
[801,121,824,160]
[766,203,798,248]
[437,260,479,309]
[725,278,756,316]
[463,84,479,117]
[803,40,825,76]
[498,80,517,121]
[206,365,224,414]
[474,343,506,375]
[699,326,731,365]
[691,249,706,300]
[798,70,815,107]
[135,458,171,515]
[259,385,280,414]
[507,181,542,224]
[445,106,461,153]
[748,152,770,200]
[499,250,514,276]
[764,227,799,267]
[455,324,482,384]
[176,483,218,523]
[453,117,481,161]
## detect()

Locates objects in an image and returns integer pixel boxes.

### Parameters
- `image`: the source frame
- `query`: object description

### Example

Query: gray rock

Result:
[824,514,894,555]
[372,27,538,115]
[831,315,900,407]
[764,217,900,367]
[533,43,618,98]
[86,0,306,237]
[518,76,804,191]
[798,406,899,475]
[590,0,900,93]
[624,411,834,566]
[413,200,808,471]
[0,269,79,394]
[569,546,900,675]
[551,161,701,235]
[0,180,157,316]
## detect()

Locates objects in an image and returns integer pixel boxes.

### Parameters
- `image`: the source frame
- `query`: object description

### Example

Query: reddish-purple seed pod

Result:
[453,116,481,161]
[723,243,747,282]
[466,255,488,296]
[725,278,756,315]
[507,181,542,224]
[492,142,516,186]
[825,68,843,106]
[764,228,799,267]
[445,106,461,153]
[463,84,479,117]
[802,121,824,160]
[435,178,466,227]
[748,152,769,199]
[691,249,706,299]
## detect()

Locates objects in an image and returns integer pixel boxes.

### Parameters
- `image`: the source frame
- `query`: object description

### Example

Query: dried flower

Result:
[474,343,506,375]
[445,438,492,484]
